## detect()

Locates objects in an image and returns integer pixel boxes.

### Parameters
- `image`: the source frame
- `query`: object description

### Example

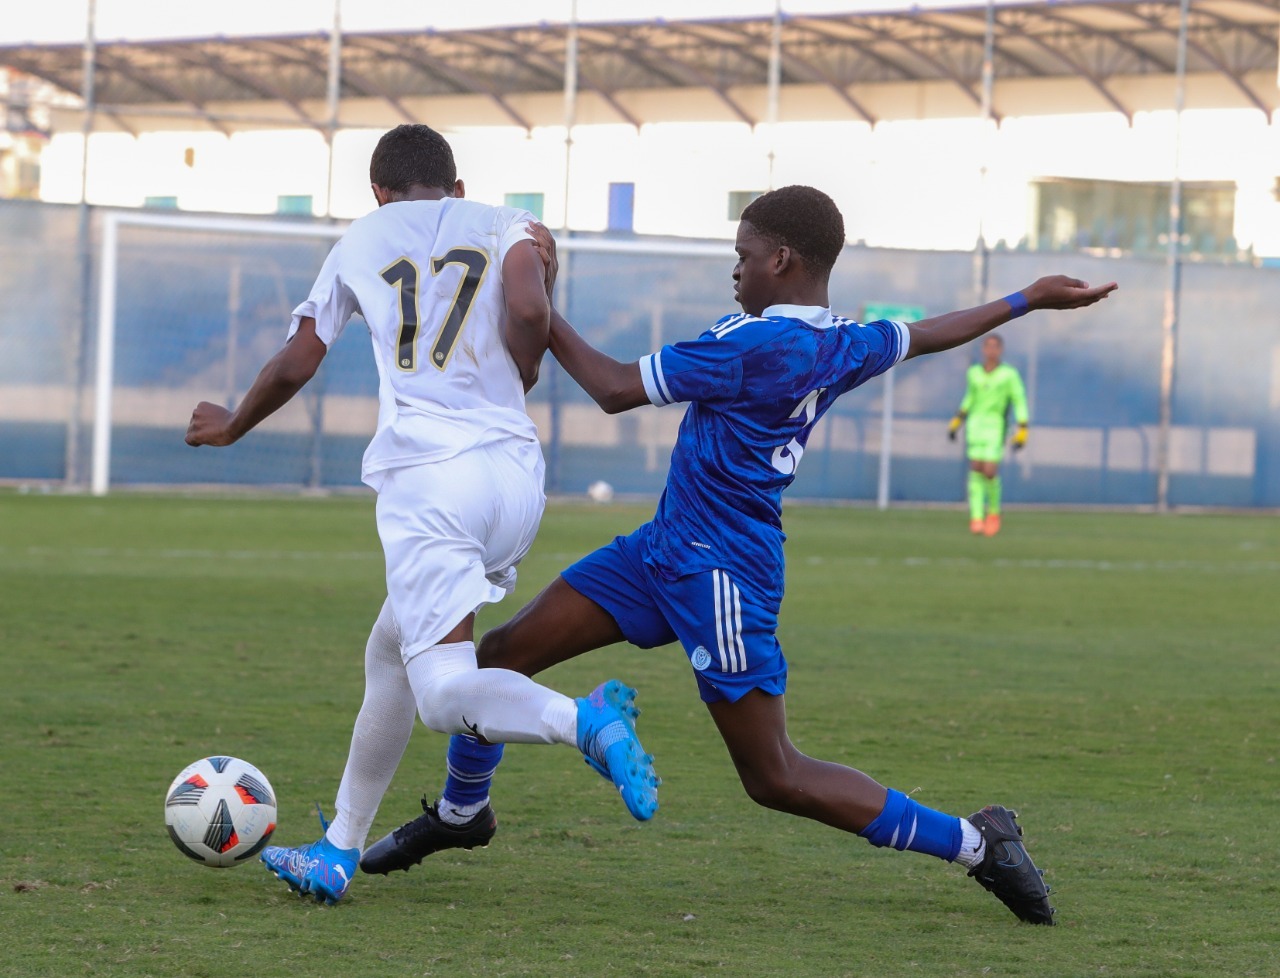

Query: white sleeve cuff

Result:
[498,217,535,263]
[638,352,674,406]
[288,298,335,346]
[287,300,315,341]
[888,320,911,366]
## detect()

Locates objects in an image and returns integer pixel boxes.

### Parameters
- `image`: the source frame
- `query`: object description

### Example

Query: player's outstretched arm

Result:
[525,222,645,412]
[185,318,327,447]
[548,308,649,415]
[502,240,551,392]
[905,275,1117,361]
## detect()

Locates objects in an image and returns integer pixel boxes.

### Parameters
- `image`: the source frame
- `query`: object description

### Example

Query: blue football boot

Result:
[261,835,359,905]
[576,679,660,821]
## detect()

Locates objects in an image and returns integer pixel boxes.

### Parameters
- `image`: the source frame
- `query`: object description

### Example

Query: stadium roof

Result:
[2,0,1278,134]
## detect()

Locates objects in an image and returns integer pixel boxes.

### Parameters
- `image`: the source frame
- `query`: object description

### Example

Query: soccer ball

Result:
[163,756,277,868]
[587,480,615,503]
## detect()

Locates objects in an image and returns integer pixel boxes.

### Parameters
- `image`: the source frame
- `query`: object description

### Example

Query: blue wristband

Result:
[1003,291,1029,318]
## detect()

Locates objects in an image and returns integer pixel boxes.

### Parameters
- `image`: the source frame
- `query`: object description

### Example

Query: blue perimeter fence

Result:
[1,197,1277,508]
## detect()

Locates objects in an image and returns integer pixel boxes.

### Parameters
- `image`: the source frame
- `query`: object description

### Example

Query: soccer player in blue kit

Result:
[363,185,1117,925]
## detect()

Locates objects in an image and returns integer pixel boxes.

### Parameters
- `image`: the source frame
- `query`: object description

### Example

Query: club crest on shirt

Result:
[691,646,713,671]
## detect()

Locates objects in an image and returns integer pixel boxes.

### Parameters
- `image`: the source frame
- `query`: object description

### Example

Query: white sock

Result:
[437,798,489,825]
[953,817,987,869]
[327,598,417,853]
[404,641,579,746]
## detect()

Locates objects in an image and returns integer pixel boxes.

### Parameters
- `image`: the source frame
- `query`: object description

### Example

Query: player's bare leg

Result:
[477,576,628,674]
[481,579,662,804]
[705,689,887,831]
[707,688,1052,923]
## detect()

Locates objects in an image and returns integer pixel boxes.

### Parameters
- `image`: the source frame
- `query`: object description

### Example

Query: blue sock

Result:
[441,734,504,813]
[858,788,963,862]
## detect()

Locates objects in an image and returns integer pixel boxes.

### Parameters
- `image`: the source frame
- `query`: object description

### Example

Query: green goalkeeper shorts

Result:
[965,418,1007,463]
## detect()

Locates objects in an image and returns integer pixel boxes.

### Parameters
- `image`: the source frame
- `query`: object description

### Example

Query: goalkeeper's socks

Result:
[439,734,504,825]
[858,788,963,861]
[968,470,987,521]
[987,475,1002,515]
[953,818,987,868]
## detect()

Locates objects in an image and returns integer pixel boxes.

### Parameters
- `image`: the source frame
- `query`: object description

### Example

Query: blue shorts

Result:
[562,524,787,704]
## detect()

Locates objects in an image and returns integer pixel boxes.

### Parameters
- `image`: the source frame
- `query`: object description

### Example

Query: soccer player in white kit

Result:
[185,125,659,904]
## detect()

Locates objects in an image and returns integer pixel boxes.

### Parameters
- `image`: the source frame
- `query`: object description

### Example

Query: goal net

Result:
[86,208,1263,507]
[92,212,347,493]
[90,212,751,496]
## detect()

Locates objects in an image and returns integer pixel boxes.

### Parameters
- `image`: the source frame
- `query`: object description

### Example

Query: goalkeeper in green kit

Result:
[948,334,1028,536]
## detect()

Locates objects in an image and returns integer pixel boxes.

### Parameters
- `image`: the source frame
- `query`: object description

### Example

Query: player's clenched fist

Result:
[1023,275,1118,310]
[186,401,237,447]
[525,221,558,299]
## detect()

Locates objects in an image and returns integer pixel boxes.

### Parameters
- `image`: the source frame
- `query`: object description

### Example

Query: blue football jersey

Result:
[637,304,909,602]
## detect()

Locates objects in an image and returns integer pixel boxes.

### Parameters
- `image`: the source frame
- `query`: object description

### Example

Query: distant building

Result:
[0,69,51,198]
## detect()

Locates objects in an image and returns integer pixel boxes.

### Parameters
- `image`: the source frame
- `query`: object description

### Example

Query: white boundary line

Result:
[3,544,1276,576]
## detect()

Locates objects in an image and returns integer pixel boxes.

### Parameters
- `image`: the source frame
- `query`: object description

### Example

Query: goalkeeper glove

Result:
[947,413,965,441]
[1012,424,1028,450]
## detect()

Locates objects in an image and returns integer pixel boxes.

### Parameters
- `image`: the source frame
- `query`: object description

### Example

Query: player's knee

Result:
[477,622,540,675]
[476,625,513,670]
[405,643,479,734]
[414,672,456,732]
[737,766,804,813]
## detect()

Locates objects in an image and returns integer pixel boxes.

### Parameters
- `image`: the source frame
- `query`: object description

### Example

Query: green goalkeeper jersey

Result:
[959,362,1028,429]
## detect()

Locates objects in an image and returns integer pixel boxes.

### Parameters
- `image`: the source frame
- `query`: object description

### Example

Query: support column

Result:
[548,0,580,494]
[971,0,996,305]
[560,0,578,234]
[765,1,782,190]
[308,0,342,490]
[67,0,97,488]
[1156,0,1190,512]
[323,0,342,219]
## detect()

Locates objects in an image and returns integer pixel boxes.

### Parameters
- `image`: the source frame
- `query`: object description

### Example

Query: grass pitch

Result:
[1,494,1277,978]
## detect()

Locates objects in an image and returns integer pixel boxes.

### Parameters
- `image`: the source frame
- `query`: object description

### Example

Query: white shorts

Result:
[375,437,546,659]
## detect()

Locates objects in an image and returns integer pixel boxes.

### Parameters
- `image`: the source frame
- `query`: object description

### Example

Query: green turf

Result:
[1,494,1277,977]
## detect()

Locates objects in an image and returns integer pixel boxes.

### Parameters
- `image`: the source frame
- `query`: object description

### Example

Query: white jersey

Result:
[289,198,540,491]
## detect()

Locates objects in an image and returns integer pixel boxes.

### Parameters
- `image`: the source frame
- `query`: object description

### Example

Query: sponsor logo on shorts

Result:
[691,646,712,671]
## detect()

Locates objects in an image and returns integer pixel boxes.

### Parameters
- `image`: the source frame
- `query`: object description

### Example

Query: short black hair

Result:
[740,185,845,278]
[369,124,457,195]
